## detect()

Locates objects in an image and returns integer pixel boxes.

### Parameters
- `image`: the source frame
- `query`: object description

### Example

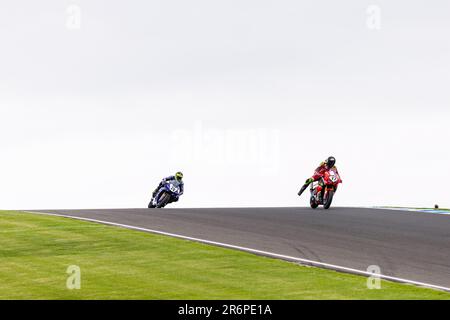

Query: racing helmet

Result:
[326,156,336,169]
[175,172,183,181]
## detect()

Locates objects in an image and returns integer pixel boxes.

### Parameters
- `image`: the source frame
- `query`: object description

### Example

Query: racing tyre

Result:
[148,201,156,208]
[156,192,171,208]
[310,196,318,209]
[324,190,334,209]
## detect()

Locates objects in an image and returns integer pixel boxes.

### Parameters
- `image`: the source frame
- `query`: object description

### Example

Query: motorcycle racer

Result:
[151,172,184,204]
[297,157,342,200]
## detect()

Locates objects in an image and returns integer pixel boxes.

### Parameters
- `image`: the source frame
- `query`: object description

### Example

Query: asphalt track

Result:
[29,207,450,290]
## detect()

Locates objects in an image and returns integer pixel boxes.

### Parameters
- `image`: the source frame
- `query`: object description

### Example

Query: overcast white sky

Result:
[0,0,449,209]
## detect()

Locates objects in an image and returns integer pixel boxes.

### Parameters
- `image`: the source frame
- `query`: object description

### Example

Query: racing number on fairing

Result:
[329,172,337,183]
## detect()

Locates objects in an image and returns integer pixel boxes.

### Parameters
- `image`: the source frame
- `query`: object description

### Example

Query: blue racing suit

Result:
[153,176,184,202]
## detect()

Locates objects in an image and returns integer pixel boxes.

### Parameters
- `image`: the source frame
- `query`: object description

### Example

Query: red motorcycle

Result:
[310,168,342,209]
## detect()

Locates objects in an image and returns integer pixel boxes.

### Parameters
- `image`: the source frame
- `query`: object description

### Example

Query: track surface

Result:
[31,207,450,289]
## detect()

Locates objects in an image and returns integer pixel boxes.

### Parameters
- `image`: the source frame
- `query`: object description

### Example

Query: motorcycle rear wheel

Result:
[310,196,318,209]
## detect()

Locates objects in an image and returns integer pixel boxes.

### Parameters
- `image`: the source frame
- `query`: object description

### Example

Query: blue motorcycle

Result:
[148,179,182,208]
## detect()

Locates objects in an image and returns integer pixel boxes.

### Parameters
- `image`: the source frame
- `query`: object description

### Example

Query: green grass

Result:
[0,211,449,300]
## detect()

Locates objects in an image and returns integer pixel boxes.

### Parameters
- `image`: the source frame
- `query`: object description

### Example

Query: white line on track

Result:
[24,210,450,292]
[370,207,450,215]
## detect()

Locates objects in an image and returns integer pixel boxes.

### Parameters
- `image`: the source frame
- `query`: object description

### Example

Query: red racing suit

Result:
[298,160,342,197]
[311,161,341,183]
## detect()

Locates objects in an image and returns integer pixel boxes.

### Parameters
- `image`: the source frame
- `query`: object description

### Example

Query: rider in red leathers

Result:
[298,156,342,201]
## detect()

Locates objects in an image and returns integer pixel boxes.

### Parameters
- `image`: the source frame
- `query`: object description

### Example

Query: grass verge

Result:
[0,210,449,299]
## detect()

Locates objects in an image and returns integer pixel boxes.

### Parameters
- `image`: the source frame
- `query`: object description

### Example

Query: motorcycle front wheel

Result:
[156,192,171,208]
[323,190,334,209]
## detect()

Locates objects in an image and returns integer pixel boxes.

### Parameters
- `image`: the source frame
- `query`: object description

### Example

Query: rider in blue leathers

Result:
[151,172,184,204]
